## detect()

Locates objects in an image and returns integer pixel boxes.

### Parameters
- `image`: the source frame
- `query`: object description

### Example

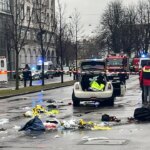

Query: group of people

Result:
[139,62,150,106]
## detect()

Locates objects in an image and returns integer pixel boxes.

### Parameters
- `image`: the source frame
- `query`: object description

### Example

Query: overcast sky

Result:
[59,0,138,39]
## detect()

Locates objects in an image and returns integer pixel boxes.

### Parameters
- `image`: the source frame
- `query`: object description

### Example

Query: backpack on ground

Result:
[134,107,150,121]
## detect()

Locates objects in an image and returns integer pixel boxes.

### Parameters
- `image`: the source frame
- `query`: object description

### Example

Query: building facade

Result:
[0,0,14,73]
[18,0,56,69]
[0,0,56,75]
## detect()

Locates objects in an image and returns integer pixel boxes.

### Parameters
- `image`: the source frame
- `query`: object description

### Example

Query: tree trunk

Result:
[41,34,45,86]
[15,51,19,90]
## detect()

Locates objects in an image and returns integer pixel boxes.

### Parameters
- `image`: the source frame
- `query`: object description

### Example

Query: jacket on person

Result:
[140,66,150,86]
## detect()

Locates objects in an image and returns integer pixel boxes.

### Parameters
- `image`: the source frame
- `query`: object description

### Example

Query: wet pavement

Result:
[0,75,149,150]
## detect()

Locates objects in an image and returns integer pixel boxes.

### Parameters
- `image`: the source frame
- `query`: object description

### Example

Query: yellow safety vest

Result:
[90,81,105,91]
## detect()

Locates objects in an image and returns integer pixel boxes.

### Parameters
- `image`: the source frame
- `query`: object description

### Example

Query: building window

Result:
[27,31,30,40]
[26,6,30,21]
[0,0,10,12]
[47,13,49,24]
[20,5,25,20]
[1,60,4,67]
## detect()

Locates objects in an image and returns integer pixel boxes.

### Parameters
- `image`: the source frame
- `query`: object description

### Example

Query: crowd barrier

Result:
[0,70,140,75]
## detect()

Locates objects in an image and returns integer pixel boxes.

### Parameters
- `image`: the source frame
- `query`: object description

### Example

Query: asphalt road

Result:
[0,75,149,150]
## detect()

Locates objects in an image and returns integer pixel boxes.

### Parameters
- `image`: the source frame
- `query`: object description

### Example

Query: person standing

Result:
[140,62,150,106]
[23,64,32,87]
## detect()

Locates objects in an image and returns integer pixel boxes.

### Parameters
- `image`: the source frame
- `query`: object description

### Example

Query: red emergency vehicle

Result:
[106,54,129,80]
[131,58,140,72]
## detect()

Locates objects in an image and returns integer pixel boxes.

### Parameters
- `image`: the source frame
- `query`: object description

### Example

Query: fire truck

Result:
[105,54,129,96]
[0,56,8,86]
[106,54,129,80]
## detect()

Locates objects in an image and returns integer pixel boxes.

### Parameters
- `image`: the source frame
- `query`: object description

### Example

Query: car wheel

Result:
[46,74,49,79]
[51,75,54,79]
[107,95,115,106]
[72,91,80,107]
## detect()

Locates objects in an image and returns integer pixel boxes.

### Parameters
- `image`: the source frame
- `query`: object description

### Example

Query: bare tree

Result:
[56,0,67,83]
[136,0,150,53]
[32,0,56,86]
[100,0,125,53]
[70,9,83,79]
[6,0,32,90]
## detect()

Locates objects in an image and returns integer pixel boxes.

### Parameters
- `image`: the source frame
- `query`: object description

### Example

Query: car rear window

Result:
[81,61,105,70]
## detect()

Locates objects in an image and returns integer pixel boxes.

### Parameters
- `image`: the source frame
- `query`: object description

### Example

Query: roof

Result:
[80,59,105,63]
[107,56,126,59]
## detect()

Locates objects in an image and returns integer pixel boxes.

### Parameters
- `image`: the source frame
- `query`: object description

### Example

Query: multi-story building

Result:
[18,0,56,69]
[0,0,56,75]
[0,0,14,73]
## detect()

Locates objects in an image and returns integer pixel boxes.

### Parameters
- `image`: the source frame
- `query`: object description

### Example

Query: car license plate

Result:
[113,77,119,79]
[90,97,96,99]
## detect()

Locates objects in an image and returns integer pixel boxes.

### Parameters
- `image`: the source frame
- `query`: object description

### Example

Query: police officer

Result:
[23,64,32,87]
[140,62,150,105]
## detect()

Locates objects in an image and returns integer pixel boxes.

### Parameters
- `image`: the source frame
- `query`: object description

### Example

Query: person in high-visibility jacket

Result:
[140,62,150,105]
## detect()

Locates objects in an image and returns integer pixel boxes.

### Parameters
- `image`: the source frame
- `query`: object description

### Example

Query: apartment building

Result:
[0,0,14,70]
[0,0,56,73]
[18,0,56,68]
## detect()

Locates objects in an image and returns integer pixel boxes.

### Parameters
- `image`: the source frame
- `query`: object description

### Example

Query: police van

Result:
[36,61,55,79]
[0,56,8,86]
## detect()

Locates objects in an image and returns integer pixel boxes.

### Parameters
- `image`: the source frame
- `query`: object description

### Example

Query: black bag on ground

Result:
[101,114,110,121]
[134,107,150,121]
[19,116,45,132]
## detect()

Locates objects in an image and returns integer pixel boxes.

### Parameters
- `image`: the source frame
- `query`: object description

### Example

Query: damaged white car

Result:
[72,59,115,107]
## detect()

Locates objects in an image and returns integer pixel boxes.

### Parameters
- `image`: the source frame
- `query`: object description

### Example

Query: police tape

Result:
[1,70,140,75]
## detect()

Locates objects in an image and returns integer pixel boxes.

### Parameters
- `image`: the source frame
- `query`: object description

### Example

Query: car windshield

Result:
[36,65,48,70]
[107,58,123,66]
[141,60,150,67]
[81,61,105,70]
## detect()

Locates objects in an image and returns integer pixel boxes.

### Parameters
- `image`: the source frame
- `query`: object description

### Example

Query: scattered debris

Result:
[134,107,150,121]
[0,128,6,131]
[47,99,56,103]
[47,104,58,109]
[43,122,57,130]
[13,126,21,130]
[0,118,9,125]
[101,114,121,122]
[91,125,111,131]
[24,111,32,117]
[19,116,45,132]
[54,135,60,138]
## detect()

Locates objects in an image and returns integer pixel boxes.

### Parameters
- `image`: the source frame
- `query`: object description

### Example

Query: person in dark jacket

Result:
[139,62,150,105]
[23,64,32,87]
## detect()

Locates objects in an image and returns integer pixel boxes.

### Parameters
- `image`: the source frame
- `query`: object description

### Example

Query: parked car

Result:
[31,71,41,80]
[63,66,70,75]
[72,59,115,107]
[13,68,24,80]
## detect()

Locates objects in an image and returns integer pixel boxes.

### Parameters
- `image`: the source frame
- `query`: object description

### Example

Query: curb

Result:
[0,81,75,99]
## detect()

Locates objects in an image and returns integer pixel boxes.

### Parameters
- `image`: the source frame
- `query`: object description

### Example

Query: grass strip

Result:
[0,80,75,98]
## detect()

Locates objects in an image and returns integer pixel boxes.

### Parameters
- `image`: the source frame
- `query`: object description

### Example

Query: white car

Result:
[72,59,115,107]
